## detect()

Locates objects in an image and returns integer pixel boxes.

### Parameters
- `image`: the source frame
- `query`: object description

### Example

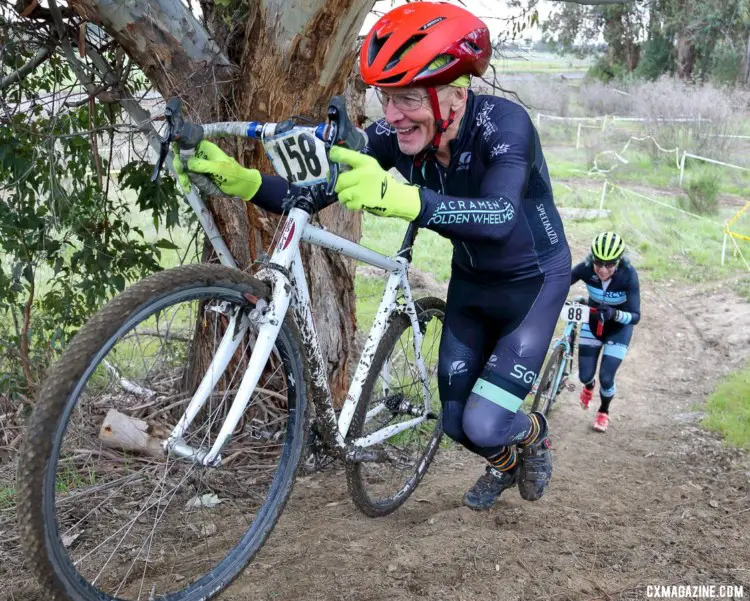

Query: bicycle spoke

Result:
[348,300,445,515]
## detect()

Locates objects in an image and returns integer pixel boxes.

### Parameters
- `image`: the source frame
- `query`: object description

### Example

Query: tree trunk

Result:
[68,0,374,403]
[602,5,640,73]
[676,35,696,79]
[744,30,750,85]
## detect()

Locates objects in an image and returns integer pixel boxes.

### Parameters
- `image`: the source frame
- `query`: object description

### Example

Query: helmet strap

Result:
[415,86,455,169]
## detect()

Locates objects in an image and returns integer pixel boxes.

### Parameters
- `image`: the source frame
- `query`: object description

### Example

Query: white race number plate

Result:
[560,302,590,323]
[263,128,329,186]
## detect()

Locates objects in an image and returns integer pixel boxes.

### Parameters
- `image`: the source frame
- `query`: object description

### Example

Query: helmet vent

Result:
[462,40,482,54]
[376,74,407,85]
[367,32,391,67]
[384,34,427,71]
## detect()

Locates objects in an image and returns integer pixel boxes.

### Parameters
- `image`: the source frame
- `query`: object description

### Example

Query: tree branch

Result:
[14,0,75,21]
[62,82,120,106]
[84,46,162,154]
[45,0,161,154]
[20,276,36,395]
[0,46,53,91]
[47,0,99,95]
[68,0,234,101]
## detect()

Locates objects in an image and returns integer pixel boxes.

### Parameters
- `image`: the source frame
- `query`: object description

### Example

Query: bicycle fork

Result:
[164,210,311,466]
[165,267,292,466]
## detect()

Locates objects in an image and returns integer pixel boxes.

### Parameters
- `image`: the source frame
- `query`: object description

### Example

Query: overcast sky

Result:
[363,0,556,42]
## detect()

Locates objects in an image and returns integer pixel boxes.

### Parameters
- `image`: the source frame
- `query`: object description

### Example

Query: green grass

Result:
[354,275,387,330]
[116,185,198,270]
[614,156,678,188]
[545,147,750,286]
[552,182,606,210]
[358,213,453,282]
[702,363,750,449]
[0,486,14,509]
[492,51,592,73]
[547,153,591,180]
[56,463,99,494]
[544,124,750,197]
[734,276,750,301]
[606,158,750,197]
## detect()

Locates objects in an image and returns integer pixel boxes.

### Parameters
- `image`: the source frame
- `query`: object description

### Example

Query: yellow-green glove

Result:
[329,146,421,221]
[182,140,262,201]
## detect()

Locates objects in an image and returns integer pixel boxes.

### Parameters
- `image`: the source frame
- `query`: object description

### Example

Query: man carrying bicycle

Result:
[174,2,571,511]
[571,232,641,432]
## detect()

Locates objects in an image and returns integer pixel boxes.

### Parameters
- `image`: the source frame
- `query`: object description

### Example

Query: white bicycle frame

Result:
[164,198,435,467]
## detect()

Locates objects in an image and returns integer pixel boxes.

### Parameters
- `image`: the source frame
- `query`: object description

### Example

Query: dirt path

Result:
[4,262,750,601]
[211,277,750,601]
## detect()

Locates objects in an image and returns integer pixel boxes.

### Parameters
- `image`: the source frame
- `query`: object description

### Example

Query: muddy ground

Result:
[211,276,750,601]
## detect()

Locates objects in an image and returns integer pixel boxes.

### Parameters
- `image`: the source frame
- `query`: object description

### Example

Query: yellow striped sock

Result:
[489,447,517,471]
[519,414,541,447]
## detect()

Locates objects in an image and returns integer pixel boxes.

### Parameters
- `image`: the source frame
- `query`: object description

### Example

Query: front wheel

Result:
[346,297,445,517]
[531,345,566,417]
[17,264,309,601]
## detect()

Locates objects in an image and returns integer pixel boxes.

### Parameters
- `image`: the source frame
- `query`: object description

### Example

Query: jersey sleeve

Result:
[362,118,397,171]
[249,175,291,214]
[571,261,587,285]
[413,103,534,243]
[615,268,641,325]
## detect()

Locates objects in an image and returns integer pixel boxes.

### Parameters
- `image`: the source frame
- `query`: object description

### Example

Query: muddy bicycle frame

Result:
[161,119,435,468]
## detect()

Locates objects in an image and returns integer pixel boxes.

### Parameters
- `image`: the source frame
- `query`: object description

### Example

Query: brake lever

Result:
[324,116,339,197]
[151,138,170,183]
[151,104,177,183]
[151,98,204,183]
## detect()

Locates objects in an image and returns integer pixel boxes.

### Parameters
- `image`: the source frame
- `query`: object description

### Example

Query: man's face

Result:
[376,86,458,155]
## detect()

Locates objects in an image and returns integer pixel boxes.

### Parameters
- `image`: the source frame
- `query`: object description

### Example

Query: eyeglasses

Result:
[374,86,449,112]
[593,259,618,269]
[375,89,430,111]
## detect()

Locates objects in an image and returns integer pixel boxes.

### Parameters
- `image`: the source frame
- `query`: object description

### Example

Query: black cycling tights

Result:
[438,266,569,459]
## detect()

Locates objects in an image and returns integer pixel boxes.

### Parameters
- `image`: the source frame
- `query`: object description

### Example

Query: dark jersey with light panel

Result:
[571,257,641,329]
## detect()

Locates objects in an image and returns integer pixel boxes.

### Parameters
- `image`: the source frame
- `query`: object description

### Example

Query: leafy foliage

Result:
[539,0,750,84]
[683,170,720,215]
[634,31,674,81]
[0,41,188,399]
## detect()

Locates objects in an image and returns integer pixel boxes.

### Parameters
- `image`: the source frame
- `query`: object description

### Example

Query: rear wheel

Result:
[346,297,445,517]
[531,345,566,417]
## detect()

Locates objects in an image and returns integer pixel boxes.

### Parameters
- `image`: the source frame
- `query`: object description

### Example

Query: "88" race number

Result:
[560,302,589,323]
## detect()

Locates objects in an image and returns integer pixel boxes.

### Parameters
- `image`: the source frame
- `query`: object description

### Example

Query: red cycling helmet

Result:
[360,2,491,88]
